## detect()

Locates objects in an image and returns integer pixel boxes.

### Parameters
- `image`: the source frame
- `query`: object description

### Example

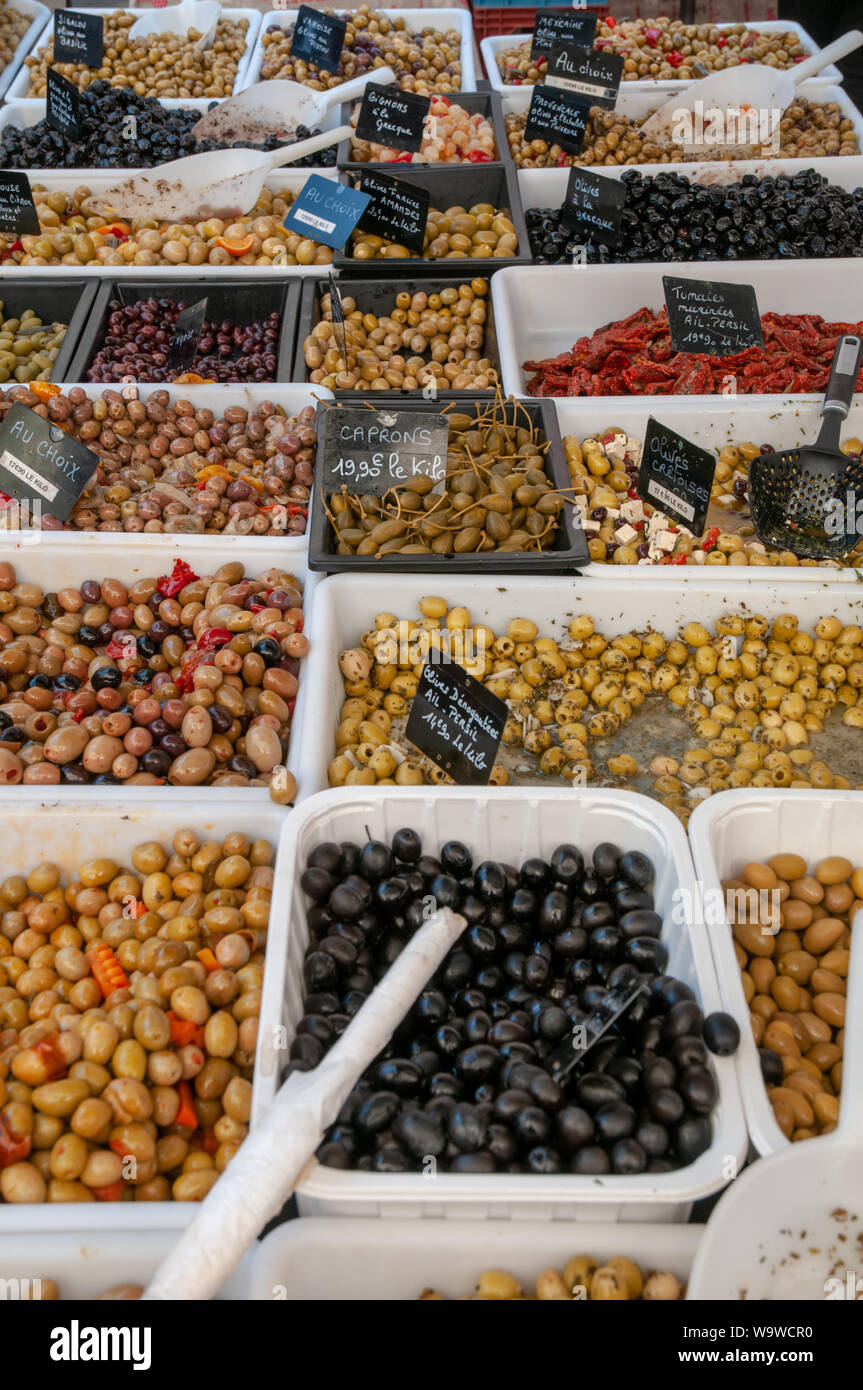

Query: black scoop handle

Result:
[817,334,863,452]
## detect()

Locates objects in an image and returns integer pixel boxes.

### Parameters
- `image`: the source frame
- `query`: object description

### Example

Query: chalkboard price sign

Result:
[319,406,450,496]
[636,415,717,535]
[546,42,624,109]
[358,170,430,254]
[283,174,370,249]
[531,8,598,60]
[166,298,208,377]
[54,10,103,66]
[46,68,82,140]
[0,171,39,236]
[355,85,430,155]
[663,275,764,357]
[289,5,346,73]
[560,167,626,247]
[405,659,507,786]
[524,85,591,155]
[0,403,100,523]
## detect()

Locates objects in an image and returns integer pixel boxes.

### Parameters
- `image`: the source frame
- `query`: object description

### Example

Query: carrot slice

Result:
[92,1178,126,1201]
[176,1081,197,1130]
[29,381,61,401]
[88,943,129,999]
[167,1011,205,1048]
[195,947,220,973]
[215,234,254,256]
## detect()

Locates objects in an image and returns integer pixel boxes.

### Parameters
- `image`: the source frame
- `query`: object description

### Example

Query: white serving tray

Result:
[248,1216,704,1297]
[0,168,341,277]
[492,258,863,399]
[7,6,262,101]
[242,8,475,92]
[0,1229,253,1297]
[688,788,863,1159]
[482,18,843,93]
[252,784,746,1222]
[0,0,49,101]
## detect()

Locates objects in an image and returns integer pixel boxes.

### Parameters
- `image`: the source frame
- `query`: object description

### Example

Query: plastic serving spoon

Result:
[192,66,396,144]
[128,1,221,53]
[87,125,352,222]
[687,904,863,1300]
[641,30,863,146]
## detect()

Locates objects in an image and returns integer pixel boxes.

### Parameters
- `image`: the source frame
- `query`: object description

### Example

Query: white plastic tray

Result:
[0,795,289,1234]
[492,258,863,400]
[253,784,746,1221]
[0,0,49,101]
[248,1216,704,1297]
[0,168,341,277]
[7,6,262,102]
[15,383,329,557]
[299,571,863,798]
[0,95,346,180]
[688,788,863,1159]
[243,9,476,92]
[0,1230,253,1297]
[0,536,319,803]
[551,396,863,583]
[482,18,842,93]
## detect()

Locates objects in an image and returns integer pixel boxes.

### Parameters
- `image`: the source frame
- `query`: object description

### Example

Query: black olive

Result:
[523,954,551,989]
[440,950,474,992]
[463,1009,492,1044]
[528,1071,564,1110]
[327,1125,357,1154]
[327,884,363,921]
[297,1014,333,1046]
[375,877,411,913]
[607,963,640,992]
[671,1036,709,1069]
[569,957,593,989]
[663,1000,704,1042]
[514,1106,551,1147]
[317,1141,352,1168]
[474,1082,496,1105]
[343,991,368,1017]
[555,1105,594,1151]
[642,1057,676,1091]
[455,1045,501,1083]
[303,991,340,1016]
[429,1073,462,1099]
[90,666,122,691]
[570,1145,610,1174]
[375,1058,424,1097]
[410,1048,440,1077]
[448,1102,488,1152]
[675,1115,712,1164]
[434,1024,464,1058]
[758,1047,783,1086]
[619,909,662,940]
[610,1138,647,1174]
[605,1055,641,1090]
[356,1091,401,1135]
[441,840,472,877]
[575,1073,625,1111]
[359,841,393,882]
[303,951,337,991]
[450,1151,496,1173]
[392,827,422,863]
[493,1088,532,1124]
[625,936,669,972]
[614,888,655,914]
[474,861,507,902]
[554,925,588,958]
[428,874,462,910]
[339,843,361,875]
[639,1017,664,1054]
[635,1118,669,1157]
[466,924,499,959]
[654,976,696,1010]
[373,1147,413,1172]
[453,988,486,1017]
[476,966,503,994]
[459,895,487,926]
[619,850,654,887]
[527,1145,563,1174]
[592,842,621,877]
[393,1109,445,1157]
[680,1065,718,1115]
[580,876,604,902]
[319,936,357,970]
[587,926,621,960]
[509,887,537,922]
[487,1123,518,1164]
[703,1012,741,1056]
[649,1087,685,1125]
[414,990,449,1028]
[550,843,584,886]
[290,1033,322,1066]
[538,889,570,936]
[520,857,550,889]
[417,854,442,882]
[582,902,616,932]
[427,1096,456,1123]
[594,1101,635,1143]
[499,921,530,951]
[489,1018,529,1046]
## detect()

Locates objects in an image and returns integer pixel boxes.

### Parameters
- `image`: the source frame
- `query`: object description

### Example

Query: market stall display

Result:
[343,92,500,165]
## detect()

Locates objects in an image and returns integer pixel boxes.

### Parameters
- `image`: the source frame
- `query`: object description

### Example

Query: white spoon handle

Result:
[264,123,352,171]
[792,28,863,85]
[321,64,396,112]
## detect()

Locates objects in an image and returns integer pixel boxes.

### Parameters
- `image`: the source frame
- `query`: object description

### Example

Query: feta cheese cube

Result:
[615,523,639,546]
[656,530,678,553]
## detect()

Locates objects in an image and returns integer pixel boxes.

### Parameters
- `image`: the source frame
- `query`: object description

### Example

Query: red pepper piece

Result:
[156,557,200,598]
[644,27,660,46]
[0,1114,31,1168]
[467,150,492,164]
[668,50,684,67]
[93,1179,126,1201]
[605,15,616,27]
[32,1035,68,1082]
[176,1081,197,1130]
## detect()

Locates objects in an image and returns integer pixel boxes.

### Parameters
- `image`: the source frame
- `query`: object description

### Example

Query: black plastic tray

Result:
[0,278,99,383]
[66,278,302,383]
[307,394,590,574]
[337,90,509,172]
[332,162,532,278]
[293,273,502,404]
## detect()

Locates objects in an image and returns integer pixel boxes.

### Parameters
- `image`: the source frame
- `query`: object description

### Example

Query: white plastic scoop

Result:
[87,124,352,222]
[688,904,863,1300]
[192,66,396,144]
[128,1,221,53]
[641,29,863,147]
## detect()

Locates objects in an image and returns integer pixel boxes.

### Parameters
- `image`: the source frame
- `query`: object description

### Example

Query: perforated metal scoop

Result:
[747,335,863,561]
